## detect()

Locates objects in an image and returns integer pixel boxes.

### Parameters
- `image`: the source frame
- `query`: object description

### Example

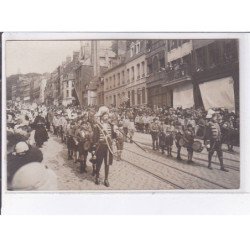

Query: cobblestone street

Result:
[40,131,240,191]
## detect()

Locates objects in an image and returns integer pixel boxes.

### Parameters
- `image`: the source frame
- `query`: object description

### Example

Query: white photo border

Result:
[2,32,250,214]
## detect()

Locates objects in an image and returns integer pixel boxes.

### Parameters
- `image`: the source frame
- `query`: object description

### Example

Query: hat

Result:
[206,109,216,119]
[14,141,29,155]
[96,106,109,117]
[11,162,58,191]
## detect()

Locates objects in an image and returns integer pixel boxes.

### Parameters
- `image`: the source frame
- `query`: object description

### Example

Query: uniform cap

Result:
[14,141,29,154]
[206,109,216,119]
[96,106,109,117]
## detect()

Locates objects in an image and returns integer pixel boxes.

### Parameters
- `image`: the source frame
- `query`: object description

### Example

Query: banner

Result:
[173,82,194,108]
[199,76,235,111]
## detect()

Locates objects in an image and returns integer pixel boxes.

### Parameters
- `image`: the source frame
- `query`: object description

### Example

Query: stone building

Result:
[125,40,147,107]
[146,39,193,108]
[62,72,75,106]
[145,39,239,111]
[191,39,239,111]
[103,40,147,108]
[103,62,126,107]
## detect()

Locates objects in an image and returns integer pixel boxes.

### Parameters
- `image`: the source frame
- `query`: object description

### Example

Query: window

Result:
[137,64,140,79]
[223,40,238,63]
[137,89,141,105]
[109,77,112,89]
[131,90,135,105]
[128,91,130,105]
[170,40,178,50]
[130,46,134,57]
[118,73,120,85]
[105,78,109,90]
[122,71,125,84]
[141,61,145,77]
[147,57,153,74]
[113,75,116,87]
[182,39,190,44]
[196,47,206,71]
[208,43,219,68]
[127,69,130,83]
[142,87,146,104]
[152,56,159,72]
[136,43,140,54]
[167,41,171,52]
[131,67,134,81]
[159,51,165,69]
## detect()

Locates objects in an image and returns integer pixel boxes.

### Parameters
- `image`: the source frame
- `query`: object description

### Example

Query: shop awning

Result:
[199,76,235,111]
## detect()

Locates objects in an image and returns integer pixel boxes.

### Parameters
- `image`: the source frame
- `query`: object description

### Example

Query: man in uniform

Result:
[149,118,160,150]
[33,111,49,148]
[183,124,195,163]
[75,115,93,173]
[93,107,115,187]
[204,112,228,171]
[174,121,183,161]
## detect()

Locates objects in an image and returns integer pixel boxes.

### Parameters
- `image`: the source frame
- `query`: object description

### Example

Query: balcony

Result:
[147,65,191,87]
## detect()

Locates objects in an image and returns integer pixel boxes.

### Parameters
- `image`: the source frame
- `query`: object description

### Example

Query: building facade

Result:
[30,77,41,103]
[103,40,147,108]
[191,39,239,111]
[62,73,75,106]
[96,76,105,106]
[125,40,147,107]
[74,64,94,107]
[103,62,127,107]
[146,39,193,109]
[39,78,47,104]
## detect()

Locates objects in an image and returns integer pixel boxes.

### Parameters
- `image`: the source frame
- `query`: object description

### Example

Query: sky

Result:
[5,40,112,76]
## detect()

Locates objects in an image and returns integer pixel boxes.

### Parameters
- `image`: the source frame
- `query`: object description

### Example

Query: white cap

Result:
[206,109,216,119]
[11,162,58,191]
[96,106,109,117]
[14,141,29,154]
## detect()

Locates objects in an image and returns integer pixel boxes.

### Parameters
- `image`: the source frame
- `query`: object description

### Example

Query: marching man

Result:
[92,106,116,187]
[204,110,228,172]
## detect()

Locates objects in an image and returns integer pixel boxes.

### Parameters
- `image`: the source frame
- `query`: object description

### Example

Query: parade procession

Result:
[5,39,240,191]
[6,102,240,191]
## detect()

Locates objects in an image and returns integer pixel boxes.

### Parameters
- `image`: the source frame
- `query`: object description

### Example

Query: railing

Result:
[146,64,191,84]
[167,65,190,82]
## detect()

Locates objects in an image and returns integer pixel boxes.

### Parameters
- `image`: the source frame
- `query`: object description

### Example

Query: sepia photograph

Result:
[4,36,240,191]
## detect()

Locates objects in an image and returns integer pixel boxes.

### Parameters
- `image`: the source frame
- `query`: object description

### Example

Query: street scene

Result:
[5,38,240,190]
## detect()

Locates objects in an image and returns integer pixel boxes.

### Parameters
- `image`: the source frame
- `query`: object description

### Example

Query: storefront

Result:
[172,82,194,108]
[147,85,172,108]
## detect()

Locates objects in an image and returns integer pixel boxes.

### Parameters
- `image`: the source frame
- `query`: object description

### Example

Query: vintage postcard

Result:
[3,33,240,192]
